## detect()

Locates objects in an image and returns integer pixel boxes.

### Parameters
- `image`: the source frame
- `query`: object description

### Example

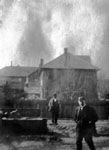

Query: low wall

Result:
[2,100,109,120]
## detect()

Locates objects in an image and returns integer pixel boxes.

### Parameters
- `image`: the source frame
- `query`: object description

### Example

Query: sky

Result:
[0,0,109,78]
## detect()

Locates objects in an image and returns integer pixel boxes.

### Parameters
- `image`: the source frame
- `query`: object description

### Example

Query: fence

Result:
[33,101,109,120]
[2,100,109,120]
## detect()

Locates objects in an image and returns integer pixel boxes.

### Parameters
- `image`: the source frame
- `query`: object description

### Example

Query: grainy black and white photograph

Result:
[0,0,109,149]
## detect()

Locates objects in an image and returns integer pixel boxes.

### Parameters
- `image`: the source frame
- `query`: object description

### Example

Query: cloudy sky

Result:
[0,0,109,78]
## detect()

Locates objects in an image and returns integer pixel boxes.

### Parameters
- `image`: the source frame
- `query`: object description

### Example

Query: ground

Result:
[0,119,109,150]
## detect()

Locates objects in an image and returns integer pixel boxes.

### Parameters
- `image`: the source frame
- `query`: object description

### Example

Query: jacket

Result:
[74,105,98,129]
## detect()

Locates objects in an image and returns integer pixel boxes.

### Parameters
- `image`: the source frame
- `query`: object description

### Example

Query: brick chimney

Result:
[39,58,44,67]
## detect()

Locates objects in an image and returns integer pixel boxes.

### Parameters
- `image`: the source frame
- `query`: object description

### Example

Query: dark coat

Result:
[74,105,98,130]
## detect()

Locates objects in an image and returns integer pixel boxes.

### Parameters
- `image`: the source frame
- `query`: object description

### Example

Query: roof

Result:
[42,52,98,70]
[0,66,38,77]
[77,55,91,63]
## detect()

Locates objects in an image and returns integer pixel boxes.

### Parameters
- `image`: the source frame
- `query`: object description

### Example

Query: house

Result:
[0,48,99,102]
[40,48,99,102]
[0,66,41,98]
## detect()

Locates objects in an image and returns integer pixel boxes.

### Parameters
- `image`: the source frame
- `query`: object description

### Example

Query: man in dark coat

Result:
[48,94,60,125]
[74,96,98,150]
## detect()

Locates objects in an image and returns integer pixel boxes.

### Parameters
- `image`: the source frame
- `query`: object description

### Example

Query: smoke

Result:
[38,0,109,78]
[41,0,105,63]
[16,0,52,66]
[17,0,105,64]
[0,0,109,78]
[0,0,27,67]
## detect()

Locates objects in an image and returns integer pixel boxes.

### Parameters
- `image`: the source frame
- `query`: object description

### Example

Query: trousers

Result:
[51,110,59,124]
[76,127,96,150]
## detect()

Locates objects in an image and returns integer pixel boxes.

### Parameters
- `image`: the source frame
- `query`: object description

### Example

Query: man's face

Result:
[78,100,85,107]
[53,94,57,99]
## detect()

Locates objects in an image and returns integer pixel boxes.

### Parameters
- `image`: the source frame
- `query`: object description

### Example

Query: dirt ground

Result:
[0,119,109,150]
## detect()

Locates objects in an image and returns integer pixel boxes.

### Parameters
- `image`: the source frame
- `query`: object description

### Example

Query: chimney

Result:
[64,47,68,54]
[11,61,13,67]
[64,48,68,67]
[39,58,44,67]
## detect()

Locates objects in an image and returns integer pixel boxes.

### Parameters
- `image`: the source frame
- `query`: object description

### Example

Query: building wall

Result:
[29,69,40,81]
[0,76,25,89]
[74,69,98,101]
[42,69,98,102]
[25,70,41,98]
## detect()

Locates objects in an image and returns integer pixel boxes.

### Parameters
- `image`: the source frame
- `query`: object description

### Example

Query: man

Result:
[48,94,60,125]
[74,96,98,150]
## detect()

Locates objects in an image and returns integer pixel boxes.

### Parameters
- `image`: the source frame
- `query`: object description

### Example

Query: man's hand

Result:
[77,120,83,127]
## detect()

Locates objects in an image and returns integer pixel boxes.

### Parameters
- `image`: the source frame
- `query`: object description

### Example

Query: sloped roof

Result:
[0,66,38,77]
[42,52,98,70]
[77,55,91,63]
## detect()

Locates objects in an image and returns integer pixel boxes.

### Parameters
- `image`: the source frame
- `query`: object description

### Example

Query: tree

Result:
[3,81,27,108]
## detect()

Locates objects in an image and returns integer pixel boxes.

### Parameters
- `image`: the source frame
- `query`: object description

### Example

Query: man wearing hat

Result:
[74,96,98,150]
